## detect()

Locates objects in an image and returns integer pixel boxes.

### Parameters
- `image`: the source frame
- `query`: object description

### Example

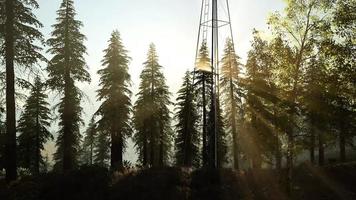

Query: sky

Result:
[35,0,286,163]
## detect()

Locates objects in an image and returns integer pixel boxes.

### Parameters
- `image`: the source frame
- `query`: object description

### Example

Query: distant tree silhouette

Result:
[17,77,52,175]
[94,130,110,168]
[174,71,200,167]
[133,44,172,167]
[96,31,132,169]
[80,118,97,165]
[46,0,90,172]
[1,0,45,181]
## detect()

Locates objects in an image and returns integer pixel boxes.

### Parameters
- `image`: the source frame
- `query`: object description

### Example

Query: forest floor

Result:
[0,162,355,200]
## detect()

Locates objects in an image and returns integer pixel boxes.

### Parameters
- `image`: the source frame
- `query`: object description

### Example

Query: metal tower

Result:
[194,0,236,168]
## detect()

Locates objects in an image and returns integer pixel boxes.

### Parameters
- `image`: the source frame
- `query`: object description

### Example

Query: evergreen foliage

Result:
[133,44,172,167]
[17,77,52,175]
[46,0,90,171]
[96,30,132,169]
[194,41,212,167]
[220,38,243,169]
[80,118,97,166]
[174,71,200,167]
[1,0,45,181]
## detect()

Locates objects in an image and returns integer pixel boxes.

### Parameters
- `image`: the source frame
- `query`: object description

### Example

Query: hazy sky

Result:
[36,0,286,163]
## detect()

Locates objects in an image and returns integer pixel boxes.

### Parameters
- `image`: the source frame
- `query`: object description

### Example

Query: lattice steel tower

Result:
[194,0,236,168]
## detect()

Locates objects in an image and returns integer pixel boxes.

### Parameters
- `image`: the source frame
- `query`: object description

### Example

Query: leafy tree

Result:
[133,44,172,167]
[268,0,333,193]
[1,0,45,181]
[220,38,243,169]
[96,31,132,169]
[17,77,52,175]
[46,0,90,172]
[322,0,356,162]
[174,71,200,167]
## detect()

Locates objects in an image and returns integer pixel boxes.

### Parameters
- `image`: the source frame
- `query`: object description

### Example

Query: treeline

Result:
[0,0,355,188]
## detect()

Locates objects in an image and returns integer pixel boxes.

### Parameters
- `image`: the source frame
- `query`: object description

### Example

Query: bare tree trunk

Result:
[202,73,208,167]
[318,130,325,166]
[310,115,316,164]
[339,118,346,162]
[5,0,17,182]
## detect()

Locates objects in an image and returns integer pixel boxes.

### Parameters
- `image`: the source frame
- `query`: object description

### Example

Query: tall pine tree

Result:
[133,44,172,167]
[96,30,132,169]
[17,77,52,175]
[220,38,243,169]
[1,0,45,181]
[174,71,200,167]
[46,0,90,172]
[194,41,212,167]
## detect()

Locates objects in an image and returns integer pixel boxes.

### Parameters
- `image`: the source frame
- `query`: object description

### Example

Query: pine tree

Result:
[81,118,96,165]
[174,71,200,167]
[194,41,212,167]
[207,100,228,168]
[46,0,90,172]
[133,44,172,167]
[220,38,243,170]
[94,130,110,168]
[17,77,52,175]
[96,30,132,169]
[1,0,45,181]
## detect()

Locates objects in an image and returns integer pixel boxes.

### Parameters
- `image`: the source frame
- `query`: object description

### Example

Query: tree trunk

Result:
[5,0,17,182]
[286,131,294,195]
[230,78,239,170]
[35,105,40,175]
[310,115,316,164]
[111,130,123,170]
[62,1,73,172]
[339,119,346,162]
[202,73,208,167]
[318,130,325,166]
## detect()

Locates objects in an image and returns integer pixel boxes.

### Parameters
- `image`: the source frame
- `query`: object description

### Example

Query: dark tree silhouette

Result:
[96,30,132,169]
[174,71,200,167]
[17,77,52,175]
[80,118,97,165]
[194,41,212,167]
[133,44,172,167]
[46,0,90,172]
[1,0,44,181]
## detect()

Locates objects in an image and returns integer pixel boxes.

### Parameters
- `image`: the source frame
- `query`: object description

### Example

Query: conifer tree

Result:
[94,130,110,168]
[46,0,90,172]
[1,0,45,181]
[220,38,243,169]
[207,100,228,168]
[17,77,52,175]
[81,118,97,165]
[96,30,132,169]
[133,44,172,167]
[194,41,212,167]
[174,71,200,167]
